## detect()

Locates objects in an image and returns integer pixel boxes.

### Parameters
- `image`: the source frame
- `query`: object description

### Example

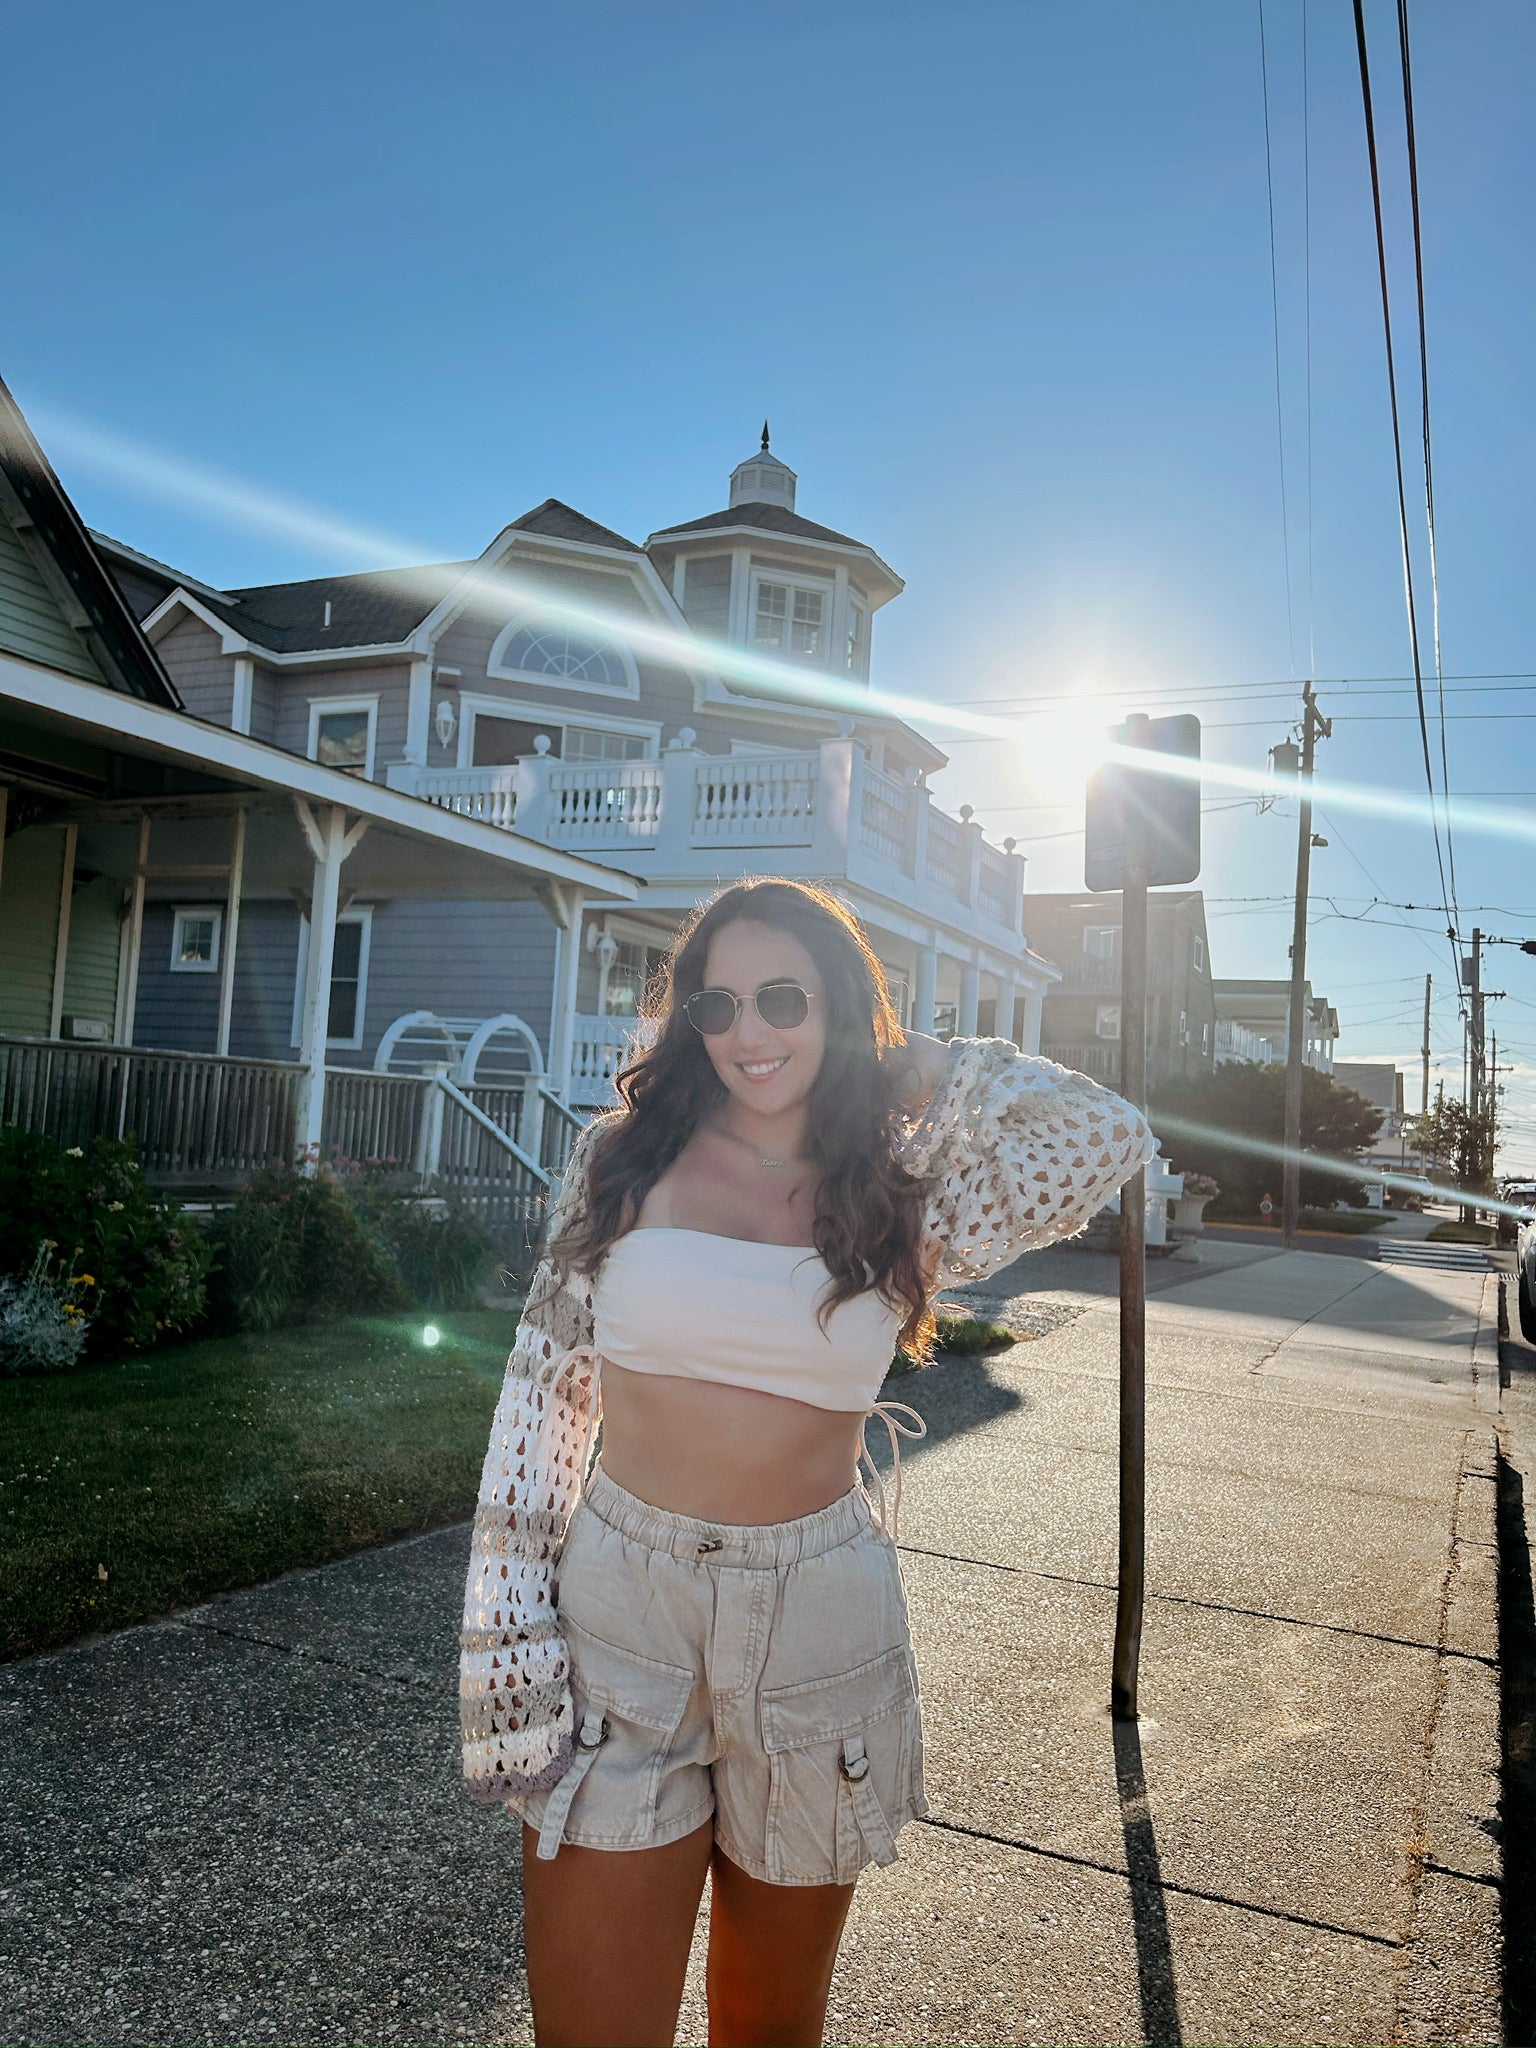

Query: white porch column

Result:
[48,824,78,1038]
[912,943,938,1035]
[405,657,432,766]
[543,882,586,1098]
[1019,989,1044,1054]
[1000,977,1021,1047]
[958,961,981,1037]
[810,736,856,876]
[231,656,254,735]
[294,800,369,1162]
[215,807,247,1058]
[116,813,150,1045]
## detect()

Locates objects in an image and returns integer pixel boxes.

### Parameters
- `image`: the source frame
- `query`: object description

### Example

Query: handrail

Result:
[537,1087,586,1135]
[438,1075,550,1187]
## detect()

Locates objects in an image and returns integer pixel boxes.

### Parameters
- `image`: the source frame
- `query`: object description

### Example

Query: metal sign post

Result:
[1084,712,1201,1723]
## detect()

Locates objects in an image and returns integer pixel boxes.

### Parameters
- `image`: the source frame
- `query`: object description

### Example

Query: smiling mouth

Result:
[738,1056,790,1078]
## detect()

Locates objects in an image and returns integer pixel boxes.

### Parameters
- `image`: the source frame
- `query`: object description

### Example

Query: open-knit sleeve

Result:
[896,1037,1157,1285]
[459,1118,610,1803]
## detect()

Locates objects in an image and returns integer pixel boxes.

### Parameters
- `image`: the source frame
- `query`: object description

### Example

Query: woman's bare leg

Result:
[704,1844,857,2048]
[522,1818,714,2048]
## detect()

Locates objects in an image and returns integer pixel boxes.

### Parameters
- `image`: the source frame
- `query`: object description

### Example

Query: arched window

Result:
[490,618,637,693]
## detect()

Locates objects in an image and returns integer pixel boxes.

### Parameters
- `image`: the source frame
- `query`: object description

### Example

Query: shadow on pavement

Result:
[869,1352,1027,1477]
[1112,1717,1184,2048]
[1496,1446,1536,2046]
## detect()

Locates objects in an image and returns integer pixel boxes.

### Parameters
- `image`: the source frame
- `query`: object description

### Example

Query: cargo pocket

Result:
[760,1644,921,1885]
[535,1615,694,1860]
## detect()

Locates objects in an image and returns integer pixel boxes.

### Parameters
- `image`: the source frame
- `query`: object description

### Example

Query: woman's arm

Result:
[894,1036,1156,1284]
[458,1122,607,1801]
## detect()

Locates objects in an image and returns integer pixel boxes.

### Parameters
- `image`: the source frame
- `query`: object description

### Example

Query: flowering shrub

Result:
[332,1157,494,1310]
[0,1243,95,1375]
[0,1129,210,1357]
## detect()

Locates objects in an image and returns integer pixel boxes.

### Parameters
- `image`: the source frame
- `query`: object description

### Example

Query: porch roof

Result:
[0,650,641,904]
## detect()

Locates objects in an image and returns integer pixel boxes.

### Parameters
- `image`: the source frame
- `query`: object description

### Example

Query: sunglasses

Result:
[684,980,816,1036]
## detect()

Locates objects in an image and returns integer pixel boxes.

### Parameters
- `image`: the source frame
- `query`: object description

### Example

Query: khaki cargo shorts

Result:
[505,1462,928,1886]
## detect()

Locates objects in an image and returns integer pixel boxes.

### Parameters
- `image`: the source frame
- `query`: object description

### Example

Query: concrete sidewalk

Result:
[0,1246,1507,2046]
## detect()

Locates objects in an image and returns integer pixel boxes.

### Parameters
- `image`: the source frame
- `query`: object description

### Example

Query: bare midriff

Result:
[596,1360,869,1526]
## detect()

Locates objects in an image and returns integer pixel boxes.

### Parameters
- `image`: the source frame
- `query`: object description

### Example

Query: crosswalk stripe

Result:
[1376,1239,1491,1271]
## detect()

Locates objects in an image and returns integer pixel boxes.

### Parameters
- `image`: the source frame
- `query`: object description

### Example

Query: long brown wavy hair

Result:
[550,878,937,1357]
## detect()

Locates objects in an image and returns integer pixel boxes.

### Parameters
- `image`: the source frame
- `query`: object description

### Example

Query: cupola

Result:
[728,423,797,512]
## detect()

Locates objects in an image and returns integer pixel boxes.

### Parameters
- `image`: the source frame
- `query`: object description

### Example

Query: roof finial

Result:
[761,420,771,453]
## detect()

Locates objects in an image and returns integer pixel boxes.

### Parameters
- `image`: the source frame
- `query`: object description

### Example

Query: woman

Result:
[461,879,1153,2047]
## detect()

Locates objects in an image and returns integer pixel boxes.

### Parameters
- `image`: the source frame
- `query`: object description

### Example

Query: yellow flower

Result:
[78,1275,96,1287]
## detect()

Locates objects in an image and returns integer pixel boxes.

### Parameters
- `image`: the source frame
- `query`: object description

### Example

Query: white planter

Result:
[1170,1193,1214,1235]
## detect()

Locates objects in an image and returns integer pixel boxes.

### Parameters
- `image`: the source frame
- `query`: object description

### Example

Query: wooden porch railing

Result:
[0,1037,298,1187]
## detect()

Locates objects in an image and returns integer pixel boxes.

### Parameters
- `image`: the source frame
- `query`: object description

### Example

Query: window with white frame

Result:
[1193,933,1206,973]
[564,725,651,765]
[291,908,373,1051]
[489,619,637,694]
[1084,925,1121,961]
[308,698,377,778]
[1201,1019,1211,1054]
[1179,1009,1189,1044]
[171,905,222,972]
[845,600,865,672]
[751,574,830,662]
[881,966,911,1028]
[933,1001,959,1042]
[603,938,668,1018]
[1095,1003,1121,1040]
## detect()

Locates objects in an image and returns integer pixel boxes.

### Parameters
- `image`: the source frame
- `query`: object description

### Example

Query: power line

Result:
[948,672,1536,712]
[1258,0,1297,677]
[1351,0,1459,994]
[1396,0,1461,932]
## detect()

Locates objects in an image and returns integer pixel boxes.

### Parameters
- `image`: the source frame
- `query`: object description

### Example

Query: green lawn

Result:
[1426,1219,1497,1245]
[1,1310,517,1662]
[1215,1208,1386,1236]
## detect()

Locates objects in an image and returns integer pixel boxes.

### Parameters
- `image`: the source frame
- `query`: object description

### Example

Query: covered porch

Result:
[0,652,638,1198]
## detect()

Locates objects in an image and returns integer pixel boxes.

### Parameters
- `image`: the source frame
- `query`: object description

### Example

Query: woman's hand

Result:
[885,1030,951,1112]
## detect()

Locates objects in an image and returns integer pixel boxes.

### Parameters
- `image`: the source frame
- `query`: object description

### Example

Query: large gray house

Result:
[97,433,1058,1107]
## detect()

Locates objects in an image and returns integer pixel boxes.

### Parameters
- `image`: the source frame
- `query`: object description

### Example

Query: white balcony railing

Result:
[388,737,1025,935]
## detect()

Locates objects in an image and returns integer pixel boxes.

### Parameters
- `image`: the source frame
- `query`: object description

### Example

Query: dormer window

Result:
[752,574,828,662]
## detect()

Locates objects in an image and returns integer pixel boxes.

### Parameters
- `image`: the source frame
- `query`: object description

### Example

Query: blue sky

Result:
[5,1,1533,1159]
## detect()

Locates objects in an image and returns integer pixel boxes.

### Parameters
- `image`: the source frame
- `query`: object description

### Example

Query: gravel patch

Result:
[935,1291,1091,1342]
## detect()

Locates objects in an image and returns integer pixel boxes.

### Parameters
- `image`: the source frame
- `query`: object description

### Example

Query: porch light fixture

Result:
[434,699,458,751]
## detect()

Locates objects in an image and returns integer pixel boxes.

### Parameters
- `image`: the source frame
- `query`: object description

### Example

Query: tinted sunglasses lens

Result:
[756,982,810,1028]
[686,989,739,1035]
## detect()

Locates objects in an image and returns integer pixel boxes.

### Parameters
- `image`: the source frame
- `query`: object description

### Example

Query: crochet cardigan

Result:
[460,1036,1155,1802]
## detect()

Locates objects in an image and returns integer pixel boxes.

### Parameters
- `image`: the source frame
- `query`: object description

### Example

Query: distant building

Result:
[1025,890,1216,1092]
[1212,979,1338,1075]
[1333,1062,1409,1195]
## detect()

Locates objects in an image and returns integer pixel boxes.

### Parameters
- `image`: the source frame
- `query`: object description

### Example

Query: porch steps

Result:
[1375,1238,1492,1273]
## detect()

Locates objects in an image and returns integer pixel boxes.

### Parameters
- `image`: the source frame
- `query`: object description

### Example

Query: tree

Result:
[1404,1091,1495,1198]
[1149,1061,1382,1214]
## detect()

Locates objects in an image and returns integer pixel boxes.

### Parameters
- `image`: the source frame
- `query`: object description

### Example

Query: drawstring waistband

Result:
[858,1400,927,1542]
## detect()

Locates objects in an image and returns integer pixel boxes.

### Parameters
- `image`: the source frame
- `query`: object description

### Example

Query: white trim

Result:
[291,904,374,1051]
[486,613,640,699]
[455,692,661,769]
[0,649,640,899]
[747,565,837,667]
[170,903,223,974]
[410,527,688,654]
[49,823,78,1037]
[405,656,431,765]
[644,522,904,598]
[230,656,254,734]
[306,695,378,779]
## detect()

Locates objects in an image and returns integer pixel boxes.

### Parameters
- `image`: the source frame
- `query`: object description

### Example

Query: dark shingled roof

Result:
[510,499,640,552]
[649,500,868,549]
[214,561,475,653]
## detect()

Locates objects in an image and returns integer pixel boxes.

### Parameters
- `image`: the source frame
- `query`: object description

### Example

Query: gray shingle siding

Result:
[272,663,411,776]
[0,515,102,680]
[249,662,280,744]
[155,615,233,725]
[351,899,559,1066]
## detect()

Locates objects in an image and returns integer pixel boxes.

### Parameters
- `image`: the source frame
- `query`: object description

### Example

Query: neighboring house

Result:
[1212,980,1338,1075]
[0,371,637,1205]
[1333,1061,1407,1198]
[96,430,1056,1105]
[1023,891,1216,1092]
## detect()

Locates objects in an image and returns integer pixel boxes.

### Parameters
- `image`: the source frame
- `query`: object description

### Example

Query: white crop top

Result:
[590,1225,902,1414]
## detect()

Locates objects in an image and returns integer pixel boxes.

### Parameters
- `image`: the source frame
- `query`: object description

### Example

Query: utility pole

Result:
[1420,975,1432,1119]
[1282,683,1331,1249]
